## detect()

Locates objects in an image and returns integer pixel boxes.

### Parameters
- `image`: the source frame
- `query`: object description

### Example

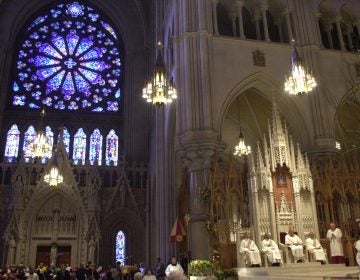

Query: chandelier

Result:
[142,42,177,105]
[28,109,52,158]
[233,97,251,156]
[44,167,63,186]
[284,42,317,96]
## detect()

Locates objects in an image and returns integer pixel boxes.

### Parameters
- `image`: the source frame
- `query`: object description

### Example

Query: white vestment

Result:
[165,263,184,277]
[326,228,343,257]
[285,234,304,261]
[305,237,326,261]
[355,240,360,266]
[261,239,282,264]
[240,238,261,265]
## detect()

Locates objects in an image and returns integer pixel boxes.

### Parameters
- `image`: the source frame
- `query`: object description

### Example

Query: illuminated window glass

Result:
[89,128,102,165]
[115,230,125,264]
[73,128,86,165]
[42,126,54,162]
[23,125,37,158]
[105,129,118,166]
[4,124,20,162]
[58,127,71,154]
[12,1,122,112]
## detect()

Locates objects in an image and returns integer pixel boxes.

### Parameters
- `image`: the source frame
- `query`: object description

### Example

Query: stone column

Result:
[356,20,360,38]
[309,179,320,241]
[261,4,270,41]
[236,0,246,39]
[335,17,345,51]
[212,0,219,35]
[254,12,261,40]
[276,19,284,43]
[284,8,293,42]
[346,25,353,50]
[230,12,237,37]
[325,24,334,49]
[314,13,324,48]
[292,178,303,239]
[268,179,277,243]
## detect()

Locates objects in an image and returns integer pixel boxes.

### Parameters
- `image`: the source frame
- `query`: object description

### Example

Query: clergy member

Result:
[261,233,282,266]
[285,228,304,262]
[240,232,261,267]
[326,223,344,264]
[305,232,326,263]
[355,236,360,267]
[165,257,184,278]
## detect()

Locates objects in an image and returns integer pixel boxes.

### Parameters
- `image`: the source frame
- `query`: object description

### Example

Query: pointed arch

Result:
[105,130,118,166]
[4,124,21,162]
[73,128,86,165]
[89,129,103,165]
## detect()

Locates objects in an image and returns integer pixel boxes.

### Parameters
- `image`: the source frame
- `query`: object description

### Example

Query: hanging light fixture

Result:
[28,109,52,158]
[284,40,317,96]
[142,42,177,105]
[44,166,63,186]
[233,98,251,156]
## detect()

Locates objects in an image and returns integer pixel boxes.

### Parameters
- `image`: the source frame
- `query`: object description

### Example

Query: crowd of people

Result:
[0,256,188,280]
[240,222,360,267]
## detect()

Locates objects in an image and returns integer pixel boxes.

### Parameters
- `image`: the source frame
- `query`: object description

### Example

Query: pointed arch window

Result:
[23,125,37,159]
[4,124,21,162]
[89,129,103,165]
[42,126,54,162]
[11,1,122,112]
[73,128,86,165]
[58,127,71,154]
[106,130,118,166]
[115,230,126,264]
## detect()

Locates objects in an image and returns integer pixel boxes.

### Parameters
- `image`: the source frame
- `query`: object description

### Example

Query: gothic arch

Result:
[217,72,312,149]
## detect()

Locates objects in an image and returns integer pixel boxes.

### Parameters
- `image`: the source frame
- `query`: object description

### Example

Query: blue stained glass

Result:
[4,125,20,162]
[33,56,60,67]
[23,125,37,158]
[115,230,125,264]
[58,127,71,153]
[74,71,90,92]
[42,126,54,162]
[12,1,122,111]
[62,72,75,95]
[115,89,121,98]
[75,37,93,56]
[79,48,101,61]
[47,70,65,91]
[66,32,79,55]
[89,129,102,165]
[80,61,107,71]
[106,129,118,166]
[39,43,62,59]
[36,66,61,80]
[78,68,100,84]
[52,34,67,56]
[73,128,86,164]
[29,103,40,109]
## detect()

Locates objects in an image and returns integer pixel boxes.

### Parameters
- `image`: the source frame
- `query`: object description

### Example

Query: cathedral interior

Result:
[0,0,360,273]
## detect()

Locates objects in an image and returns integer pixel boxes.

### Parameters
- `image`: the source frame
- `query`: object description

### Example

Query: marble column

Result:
[284,8,293,42]
[236,0,246,39]
[314,13,324,48]
[212,0,219,35]
[230,12,237,37]
[325,24,334,49]
[335,17,345,51]
[261,4,270,41]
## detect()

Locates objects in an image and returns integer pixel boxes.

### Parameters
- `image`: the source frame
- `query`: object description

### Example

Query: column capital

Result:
[229,11,237,20]
[335,16,343,23]
[260,4,269,12]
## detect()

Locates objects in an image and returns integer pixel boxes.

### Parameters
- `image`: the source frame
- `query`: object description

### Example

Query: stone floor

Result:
[235,263,360,279]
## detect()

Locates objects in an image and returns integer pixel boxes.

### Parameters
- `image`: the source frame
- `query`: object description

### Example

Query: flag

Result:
[170,217,186,242]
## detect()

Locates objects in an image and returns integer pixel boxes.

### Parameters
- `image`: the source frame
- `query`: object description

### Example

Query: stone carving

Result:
[253,50,265,66]
[88,235,96,263]
[7,235,16,266]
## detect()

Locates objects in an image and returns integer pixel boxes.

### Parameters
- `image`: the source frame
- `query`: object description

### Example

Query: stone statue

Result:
[88,235,96,263]
[7,235,16,266]
[13,175,24,208]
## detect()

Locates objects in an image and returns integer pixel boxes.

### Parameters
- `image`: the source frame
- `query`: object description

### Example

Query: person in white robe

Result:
[326,223,344,264]
[285,229,304,262]
[305,232,326,263]
[354,238,360,267]
[261,233,282,266]
[240,232,261,267]
[165,257,184,278]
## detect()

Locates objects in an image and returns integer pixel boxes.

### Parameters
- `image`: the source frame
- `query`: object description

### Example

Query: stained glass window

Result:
[105,130,118,166]
[73,128,86,165]
[115,230,125,264]
[23,125,37,158]
[58,127,71,153]
[89,128,102,165]
[4,125,21,162]
[42,126,54,162]
[12,1,122,112]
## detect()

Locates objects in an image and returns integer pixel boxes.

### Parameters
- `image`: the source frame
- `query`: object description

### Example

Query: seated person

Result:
[240,232,261,267]
[305,232,326,263]
[285,229,305,262]
[261,233,282,266]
